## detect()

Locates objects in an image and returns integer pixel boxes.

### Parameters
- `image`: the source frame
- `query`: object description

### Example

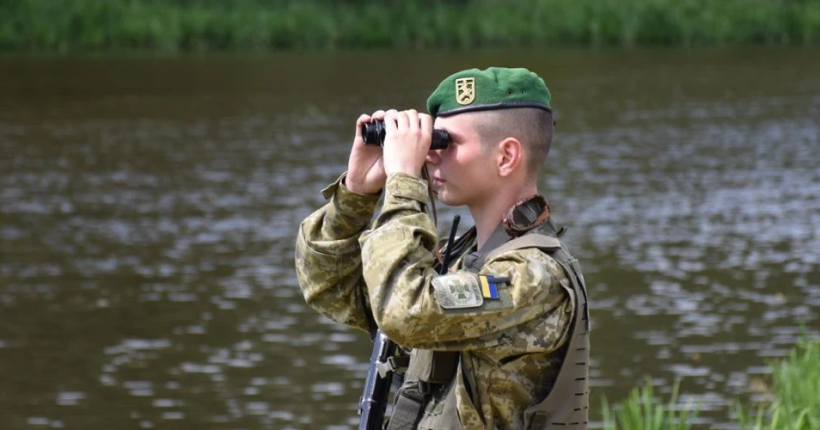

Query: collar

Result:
[461,224,511,272]
[459,195,551,272]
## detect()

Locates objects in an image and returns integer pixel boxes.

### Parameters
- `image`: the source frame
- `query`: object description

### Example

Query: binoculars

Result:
[361,120,451,150]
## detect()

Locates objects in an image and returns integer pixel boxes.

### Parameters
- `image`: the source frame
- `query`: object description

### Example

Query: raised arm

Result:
[360,173,572,353]
[295,110,391,333]
[295,174,380,333]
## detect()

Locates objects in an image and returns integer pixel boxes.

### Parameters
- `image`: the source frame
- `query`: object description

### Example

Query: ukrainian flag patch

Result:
[479,275,508,299]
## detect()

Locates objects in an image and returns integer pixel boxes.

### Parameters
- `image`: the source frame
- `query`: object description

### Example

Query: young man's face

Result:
[426,113,499,207]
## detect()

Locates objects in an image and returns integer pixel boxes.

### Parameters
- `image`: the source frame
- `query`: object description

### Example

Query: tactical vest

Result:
[387,221,591,430]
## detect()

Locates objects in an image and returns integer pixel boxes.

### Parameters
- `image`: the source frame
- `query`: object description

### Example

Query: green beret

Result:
[426,67,552,117]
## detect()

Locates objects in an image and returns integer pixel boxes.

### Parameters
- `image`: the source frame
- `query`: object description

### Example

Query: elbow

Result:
[378,321,414,346]
[375,313,403,342]
[303,291,370,335]
[373,304,425,347]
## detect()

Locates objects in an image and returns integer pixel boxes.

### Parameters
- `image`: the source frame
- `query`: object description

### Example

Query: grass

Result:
[735,335,820,430]
[3,0,820,53]
[603,334,820,430]
[601,379,699,430]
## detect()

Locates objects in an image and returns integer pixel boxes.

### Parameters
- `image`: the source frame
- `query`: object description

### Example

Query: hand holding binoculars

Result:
[361,120,451,150]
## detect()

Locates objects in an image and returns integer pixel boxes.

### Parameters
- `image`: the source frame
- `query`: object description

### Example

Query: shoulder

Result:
[481,246,570,304]
[485,246,566,282]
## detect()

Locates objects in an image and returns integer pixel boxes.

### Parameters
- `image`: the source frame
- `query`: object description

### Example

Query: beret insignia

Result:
[455,77,475,105]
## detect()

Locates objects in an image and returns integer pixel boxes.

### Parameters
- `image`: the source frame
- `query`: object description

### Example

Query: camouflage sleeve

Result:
[294,173,381,333]
[359,173,573,353]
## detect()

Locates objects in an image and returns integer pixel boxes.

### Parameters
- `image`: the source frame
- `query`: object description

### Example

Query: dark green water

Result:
[1,48,819,429]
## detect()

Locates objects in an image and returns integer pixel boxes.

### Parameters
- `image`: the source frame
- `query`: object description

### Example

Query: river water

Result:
[0,48,818,429]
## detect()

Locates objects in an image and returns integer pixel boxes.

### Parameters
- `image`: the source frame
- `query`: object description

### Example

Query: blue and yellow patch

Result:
[478,275,509,299]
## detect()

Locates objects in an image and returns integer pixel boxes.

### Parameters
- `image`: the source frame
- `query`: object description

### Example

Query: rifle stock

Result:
[358,330,396,430]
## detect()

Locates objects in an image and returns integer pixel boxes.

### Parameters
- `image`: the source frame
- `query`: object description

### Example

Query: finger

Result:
[405,109,419,130]
[356,113,372,129]
[353,114,372,143]
[384,110,399,134]
[420,113,434,145]
[371,110,386,120]
[394,110,410,130]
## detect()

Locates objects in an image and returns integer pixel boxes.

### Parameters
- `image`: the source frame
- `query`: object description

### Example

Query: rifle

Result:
[358,215,461,430]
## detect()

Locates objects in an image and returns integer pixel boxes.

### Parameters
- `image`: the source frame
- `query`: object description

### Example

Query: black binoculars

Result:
[361,120,451,150]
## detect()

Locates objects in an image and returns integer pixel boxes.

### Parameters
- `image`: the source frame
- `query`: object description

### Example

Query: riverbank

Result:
[2,0,820,53]
[602,336,820,429]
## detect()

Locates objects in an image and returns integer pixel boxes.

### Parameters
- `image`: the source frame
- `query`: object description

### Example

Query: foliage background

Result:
[3,0,820,53]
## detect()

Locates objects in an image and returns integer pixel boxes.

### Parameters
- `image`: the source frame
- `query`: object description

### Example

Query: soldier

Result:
[295,67,590,429]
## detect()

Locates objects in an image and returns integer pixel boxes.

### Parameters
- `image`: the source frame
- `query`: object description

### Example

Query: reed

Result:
[3,0,820,53]
[736,335,820,430]
[600,378,699,430]
[601,336,820,430]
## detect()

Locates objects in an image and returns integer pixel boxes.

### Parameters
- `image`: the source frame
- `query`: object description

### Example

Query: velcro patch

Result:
[432,273,483,309]
[478,275,509,299]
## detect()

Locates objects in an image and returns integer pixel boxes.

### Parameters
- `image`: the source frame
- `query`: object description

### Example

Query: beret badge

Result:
[455,77,475,105]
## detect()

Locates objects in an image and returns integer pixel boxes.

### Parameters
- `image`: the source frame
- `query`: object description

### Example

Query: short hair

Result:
[471,108,554,178]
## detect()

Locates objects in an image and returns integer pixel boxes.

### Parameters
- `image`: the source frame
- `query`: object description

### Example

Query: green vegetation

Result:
[602,335,820,430]
[601,379,699,430]
[3,0,820,53]
[736,336,820,430]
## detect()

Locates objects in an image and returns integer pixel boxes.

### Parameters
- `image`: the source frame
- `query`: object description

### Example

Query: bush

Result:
[3,0,820,52]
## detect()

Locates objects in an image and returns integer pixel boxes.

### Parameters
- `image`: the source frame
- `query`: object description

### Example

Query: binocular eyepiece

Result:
[361,120,451,150]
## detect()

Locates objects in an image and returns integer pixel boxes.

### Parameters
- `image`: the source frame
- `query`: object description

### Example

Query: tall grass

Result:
[602,335,820,430]
[601,379,699,430]
[3,0,820,53]
[736,335,820,430]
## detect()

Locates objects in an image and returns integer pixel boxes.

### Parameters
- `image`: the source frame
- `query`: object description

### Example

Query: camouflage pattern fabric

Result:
[295,172,574,429]
[294,173,379,333]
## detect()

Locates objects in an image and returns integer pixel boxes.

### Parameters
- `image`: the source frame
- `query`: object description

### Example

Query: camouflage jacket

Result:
[295,172,574,429]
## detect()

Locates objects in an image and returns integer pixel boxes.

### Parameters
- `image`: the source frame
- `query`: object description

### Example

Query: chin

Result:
[436,192,464,207]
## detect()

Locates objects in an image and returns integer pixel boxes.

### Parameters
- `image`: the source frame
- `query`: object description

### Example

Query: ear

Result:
[496,137,523,178]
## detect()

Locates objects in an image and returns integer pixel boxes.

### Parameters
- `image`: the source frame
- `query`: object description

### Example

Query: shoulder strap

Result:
[477,234,561,269]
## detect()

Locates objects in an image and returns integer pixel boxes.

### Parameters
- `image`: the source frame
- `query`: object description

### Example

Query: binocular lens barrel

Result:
[361,120,450,150]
